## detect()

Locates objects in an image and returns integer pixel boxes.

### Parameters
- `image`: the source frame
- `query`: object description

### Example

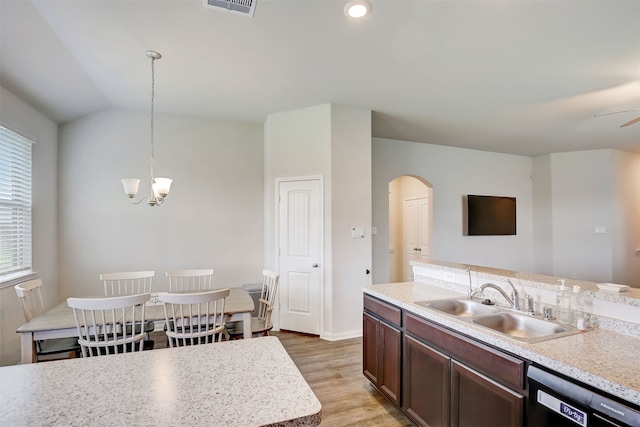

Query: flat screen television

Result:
[466,195,516,236]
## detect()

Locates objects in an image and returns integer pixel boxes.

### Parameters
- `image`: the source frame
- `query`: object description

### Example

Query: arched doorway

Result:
[388,176,433,282]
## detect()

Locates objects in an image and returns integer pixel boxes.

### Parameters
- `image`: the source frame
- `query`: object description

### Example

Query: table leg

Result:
[242,312,251,339]
[20,332,36,364]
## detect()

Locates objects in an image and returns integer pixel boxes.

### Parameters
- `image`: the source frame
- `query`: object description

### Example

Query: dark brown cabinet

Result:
[363,294,527,427]
[363,295,402,406]
[451,360,524,427]
[403,334,450,427]
[403,312,525,427]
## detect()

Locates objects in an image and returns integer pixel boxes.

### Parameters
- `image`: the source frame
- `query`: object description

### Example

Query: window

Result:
[0,124,33,282]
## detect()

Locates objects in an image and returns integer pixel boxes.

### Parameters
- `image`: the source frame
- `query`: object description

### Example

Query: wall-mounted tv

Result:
[465,195,516,236]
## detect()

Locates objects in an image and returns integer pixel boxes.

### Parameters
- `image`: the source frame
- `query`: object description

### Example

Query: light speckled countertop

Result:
[363,281,640,406]
[0,336,322,426]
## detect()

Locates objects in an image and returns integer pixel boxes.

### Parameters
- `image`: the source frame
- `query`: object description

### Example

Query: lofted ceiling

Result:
[1,0,639,157]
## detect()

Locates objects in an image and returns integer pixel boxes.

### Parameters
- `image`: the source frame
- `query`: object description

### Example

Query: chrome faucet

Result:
[471,280,520,310]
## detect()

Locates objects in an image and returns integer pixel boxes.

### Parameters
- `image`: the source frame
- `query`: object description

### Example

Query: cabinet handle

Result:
[312,263,319,268]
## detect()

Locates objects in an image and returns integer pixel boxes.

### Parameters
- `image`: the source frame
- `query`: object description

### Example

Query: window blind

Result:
[0,125,33,279]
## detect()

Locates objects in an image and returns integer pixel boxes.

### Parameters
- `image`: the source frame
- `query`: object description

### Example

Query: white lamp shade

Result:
[152,177,173,197]
[121,179,140,197]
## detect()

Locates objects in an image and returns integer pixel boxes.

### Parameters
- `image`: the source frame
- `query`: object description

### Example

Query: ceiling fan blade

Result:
[593,109,640,118]
[620,116,640,127]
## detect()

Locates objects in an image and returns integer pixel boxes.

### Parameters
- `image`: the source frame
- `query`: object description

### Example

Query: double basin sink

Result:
[415,298,582,343]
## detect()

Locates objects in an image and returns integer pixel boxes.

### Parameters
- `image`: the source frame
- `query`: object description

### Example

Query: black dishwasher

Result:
[527,365,640,427]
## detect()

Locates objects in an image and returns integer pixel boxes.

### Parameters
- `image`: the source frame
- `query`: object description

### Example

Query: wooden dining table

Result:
[0,336,322,426]
[16,287,255,364]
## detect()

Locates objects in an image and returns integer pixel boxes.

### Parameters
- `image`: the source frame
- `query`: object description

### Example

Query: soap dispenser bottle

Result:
[573,285,589,331]
[556,279,572,324]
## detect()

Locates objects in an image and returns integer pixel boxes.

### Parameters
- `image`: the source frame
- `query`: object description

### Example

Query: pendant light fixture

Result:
[121,50,173,206]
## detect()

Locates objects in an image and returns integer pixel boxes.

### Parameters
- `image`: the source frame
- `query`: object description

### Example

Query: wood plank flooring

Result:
[271,331,413,427]
[150,330,413,426]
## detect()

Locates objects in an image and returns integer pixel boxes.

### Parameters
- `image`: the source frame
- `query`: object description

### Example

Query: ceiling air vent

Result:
[203,0,257,17]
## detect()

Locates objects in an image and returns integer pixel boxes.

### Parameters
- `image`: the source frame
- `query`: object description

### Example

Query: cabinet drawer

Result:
[364,295,402,327]
[405,312,525,391]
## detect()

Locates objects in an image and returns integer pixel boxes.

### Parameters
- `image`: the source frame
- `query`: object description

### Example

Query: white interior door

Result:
[278,178,322,335]
[403,197,430,281]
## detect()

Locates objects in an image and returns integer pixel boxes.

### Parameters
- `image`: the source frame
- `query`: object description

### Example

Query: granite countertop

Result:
[0,336,322,426]
[363,281,640,406]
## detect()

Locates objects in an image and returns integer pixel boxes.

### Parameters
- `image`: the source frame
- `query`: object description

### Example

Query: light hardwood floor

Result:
[271,331,413,427]
[150,330,413,426]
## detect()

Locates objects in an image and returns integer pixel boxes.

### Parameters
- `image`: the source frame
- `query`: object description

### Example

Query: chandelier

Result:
[121,50,173,206]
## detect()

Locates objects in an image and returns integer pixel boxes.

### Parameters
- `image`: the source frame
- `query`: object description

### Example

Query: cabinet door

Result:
[403,335,450,427]
[363,312,380,384]
[379,320,402,406]
[362,312,402,407]
[451,360,524,427]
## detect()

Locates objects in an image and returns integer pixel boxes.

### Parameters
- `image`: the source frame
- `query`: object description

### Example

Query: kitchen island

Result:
[363,280,640,405]
[363,258,640,405]
[0,336,322,426]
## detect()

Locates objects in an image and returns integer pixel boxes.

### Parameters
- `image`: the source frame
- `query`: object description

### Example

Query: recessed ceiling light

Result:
[344,0,372,19]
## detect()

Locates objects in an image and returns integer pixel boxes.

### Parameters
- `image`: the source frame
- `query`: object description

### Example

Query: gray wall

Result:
[373,138,640,286]
[372,137,535,283]
[0,87,59,365]
[57,108,265,298]
[264,104,372,340]
[539,149,640,286]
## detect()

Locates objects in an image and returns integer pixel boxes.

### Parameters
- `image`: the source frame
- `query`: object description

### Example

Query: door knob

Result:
[312,263,319,268]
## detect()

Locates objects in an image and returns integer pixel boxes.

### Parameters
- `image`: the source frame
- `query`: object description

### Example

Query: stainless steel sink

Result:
[415,297,585,343]
[416,298,501,317]
[471,312,578,343]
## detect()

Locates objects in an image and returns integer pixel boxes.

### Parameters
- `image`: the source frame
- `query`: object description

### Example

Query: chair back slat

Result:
[166,269,215,291]
[67,293,150,357]
[158,288,229,347]
[14,279,46,321]
[100,271,155,296]
[258,270,280,328]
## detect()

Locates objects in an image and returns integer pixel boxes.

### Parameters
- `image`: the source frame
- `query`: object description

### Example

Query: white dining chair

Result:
[15,279,81,361]
[67,293,150,357]
[100,270,156,345]
[100,270,155,296]
[158,288,229,347]
[227,270,280,339]
[166,269,215,291]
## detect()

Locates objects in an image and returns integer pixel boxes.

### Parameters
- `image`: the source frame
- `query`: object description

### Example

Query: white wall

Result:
[372,138,534,283]
[532,154,553,275]
[329,104,372,339]
[388,178,402,282]
[0,87,58,365]
[544,149,640,286]
[373,143,639,287]
[612,150,640,286]
[264,103,371,340]
[388,176,432,282]
[548,150,613,282]
[57,108,265,298]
